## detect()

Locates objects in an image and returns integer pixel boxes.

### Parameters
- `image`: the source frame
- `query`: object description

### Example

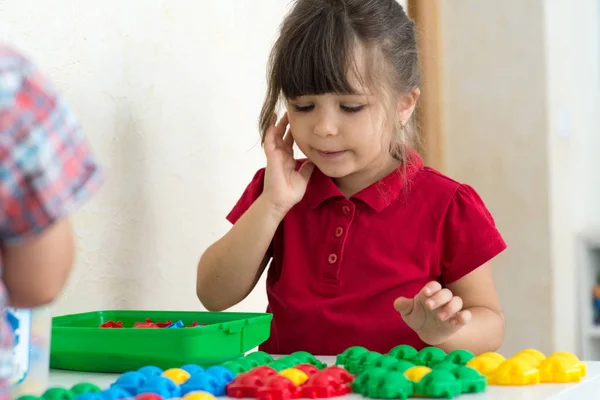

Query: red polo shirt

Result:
[226,152,506,355]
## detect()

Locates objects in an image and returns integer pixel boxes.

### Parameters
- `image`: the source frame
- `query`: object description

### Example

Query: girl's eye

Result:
[341,105,364,113]
[294,104,314,112]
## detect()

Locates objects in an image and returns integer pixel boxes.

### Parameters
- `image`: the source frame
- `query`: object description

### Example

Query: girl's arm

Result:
[2,219,75,308]
[436,263,505,353]
[196,194,284,311]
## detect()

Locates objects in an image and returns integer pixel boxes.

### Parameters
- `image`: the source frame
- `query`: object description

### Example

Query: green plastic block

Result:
[433,361,460,371]
[42,388,73,400]
[372,371,415,399]
[350,351,382,375]
[290,351,327,369]
[452,366,487,393]
[388,344,418,362]
[221,360,249,375]
[413,347,447,367]
[444,349,475,366]
[352,367,389,395]
[245,351,274,365]
[336,346,369,366]
[415,369,462,399]
[70,382,101,395]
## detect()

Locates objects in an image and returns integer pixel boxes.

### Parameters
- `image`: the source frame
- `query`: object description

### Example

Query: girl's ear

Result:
[397,88,420,125]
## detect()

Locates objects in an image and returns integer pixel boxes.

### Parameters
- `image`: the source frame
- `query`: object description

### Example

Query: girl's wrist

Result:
[256,194,290,222]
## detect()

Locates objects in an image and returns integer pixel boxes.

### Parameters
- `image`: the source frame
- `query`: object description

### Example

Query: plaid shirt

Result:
[0,45,102,396]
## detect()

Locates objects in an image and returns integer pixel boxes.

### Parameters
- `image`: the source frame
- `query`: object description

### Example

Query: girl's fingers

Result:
[425,288,452,311]
[436,296,463,321]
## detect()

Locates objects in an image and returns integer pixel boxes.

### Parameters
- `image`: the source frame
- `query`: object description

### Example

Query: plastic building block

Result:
[138,366,164,379]
[367,371,414,399]
[222,360,248,375]
[294,363,319,377]
[137,376,181,398]
[100,321,123,328]
[133,319,160,328]
[279,368,309,385]
[181,392,217,400]
[347,351,381,375]
[550,351,586,376]
[246,351,274,365]
[167,320,185,329]
[290,351,327,369]
[227,366,278,398]
[256,376,300,400]
[181,364,205,376]
[412,347,447,367]
[366,355,402,371]
[335,346,369,367]
[451,366,486,393]
[180,373,222,396]
[134,394,163,400]
[414,369,461,399]
[388,345,418,362]
[487,358,540,385]
[206,365,235,384]
[352,368,403,397]
[97,387,132,400]
[478,351,506,364]
[517,349,546,363]
[404,366,432,382]
[162,368,191,384]
[70,383,101,395]
[539,354,584,383]
[111,371,147,395]
[300,368,353,398]
[466,354,504,376]
[443,349,474,366]
[433,361,460,371]
[42,387,74,400]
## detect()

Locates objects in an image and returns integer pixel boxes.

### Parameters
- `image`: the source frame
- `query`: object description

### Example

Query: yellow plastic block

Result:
[280,368,309,386]
[516,349,546,362]
[539,355,582,383]
[488,358,540,386]
[404,366,432,383]
[550,352,587,377]
[162,368,191,385]
[467,354,503,376]
[182,391,217,400]
[511,352,541,368]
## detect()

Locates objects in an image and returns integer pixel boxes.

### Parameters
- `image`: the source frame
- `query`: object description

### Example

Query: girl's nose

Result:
[313,114,338,137]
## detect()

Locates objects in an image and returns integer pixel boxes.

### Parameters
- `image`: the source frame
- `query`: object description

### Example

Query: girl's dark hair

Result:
[258,0,421,160]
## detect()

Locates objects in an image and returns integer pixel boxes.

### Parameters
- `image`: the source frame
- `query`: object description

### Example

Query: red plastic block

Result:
[227,366,278,398]
[133,318,160,328]
[100,321,123,328]
[295,364,319,377]
[135,394,164,400]
[257,375,300,400]
[301,368,353,398]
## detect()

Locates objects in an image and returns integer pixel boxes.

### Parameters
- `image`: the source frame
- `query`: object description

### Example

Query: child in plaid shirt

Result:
[0,45,102,396]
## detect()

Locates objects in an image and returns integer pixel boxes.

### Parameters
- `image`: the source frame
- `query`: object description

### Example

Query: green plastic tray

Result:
[50,310,272,373]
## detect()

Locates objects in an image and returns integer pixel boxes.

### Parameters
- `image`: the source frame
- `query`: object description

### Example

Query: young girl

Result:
[197,0,506,356]
[0,45,102,396]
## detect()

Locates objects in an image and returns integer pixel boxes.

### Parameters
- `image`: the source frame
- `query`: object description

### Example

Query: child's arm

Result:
[2,219,75,308]
[196,194,284,311]
[197,113,314,311]
[0,47,102,308]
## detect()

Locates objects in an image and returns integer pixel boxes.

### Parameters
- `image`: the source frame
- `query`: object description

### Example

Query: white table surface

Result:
[48,356,600,400]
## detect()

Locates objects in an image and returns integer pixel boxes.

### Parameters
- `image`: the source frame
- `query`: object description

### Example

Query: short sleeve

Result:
[440,184,506,284]
[0,48,103,244]
[226,167,266,224]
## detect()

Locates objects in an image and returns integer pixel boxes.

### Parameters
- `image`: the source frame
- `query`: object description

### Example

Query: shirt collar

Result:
[304,149,424,212]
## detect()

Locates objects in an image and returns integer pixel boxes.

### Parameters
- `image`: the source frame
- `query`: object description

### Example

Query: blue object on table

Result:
[138,365,164,379]
[181,364,205,376]
[180,373,222,396]
[137,376,181,398]
[100,387,133,400]
[110,371,147,395]
[206,365,234,385]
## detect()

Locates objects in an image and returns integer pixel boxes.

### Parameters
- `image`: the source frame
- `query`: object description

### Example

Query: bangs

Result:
[274,8,362,98]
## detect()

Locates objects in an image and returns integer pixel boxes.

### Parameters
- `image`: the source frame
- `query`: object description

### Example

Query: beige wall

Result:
[440,0,599,356]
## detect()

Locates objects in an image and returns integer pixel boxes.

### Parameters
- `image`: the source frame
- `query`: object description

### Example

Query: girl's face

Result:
[286,89,390,180]
[285,52,418,189]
